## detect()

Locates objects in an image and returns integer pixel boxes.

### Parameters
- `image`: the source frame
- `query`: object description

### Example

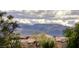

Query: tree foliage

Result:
[0,11,21,48]
[64,23,79,48]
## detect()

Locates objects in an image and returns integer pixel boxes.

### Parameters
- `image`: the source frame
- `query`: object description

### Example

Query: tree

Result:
[0,11,21,48]
[64,23,79,48]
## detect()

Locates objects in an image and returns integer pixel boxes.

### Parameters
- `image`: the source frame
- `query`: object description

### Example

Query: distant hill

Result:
[17,24,67,36]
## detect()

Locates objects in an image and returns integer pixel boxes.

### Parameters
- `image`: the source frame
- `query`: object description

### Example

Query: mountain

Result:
[17,24,67,36]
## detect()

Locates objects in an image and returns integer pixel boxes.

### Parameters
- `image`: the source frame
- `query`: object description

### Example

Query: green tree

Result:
[0,11,21,48]
[64,23,79,48]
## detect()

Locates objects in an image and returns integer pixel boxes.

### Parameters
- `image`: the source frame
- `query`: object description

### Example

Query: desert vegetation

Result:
[36,33,55,48]
[64,23,79,48]
[0,11,21,48]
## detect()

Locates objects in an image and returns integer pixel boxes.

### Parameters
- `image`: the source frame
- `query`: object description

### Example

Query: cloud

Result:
[54,10,71,19]
[6,10,79,27]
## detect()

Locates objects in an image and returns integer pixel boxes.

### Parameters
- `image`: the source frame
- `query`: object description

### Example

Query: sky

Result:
[5,10,79,27]
[6,10,79,20]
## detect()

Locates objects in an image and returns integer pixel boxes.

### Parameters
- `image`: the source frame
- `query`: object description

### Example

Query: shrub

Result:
[0,11,21,48]
[64,23,79,48]
[38,33,55,48]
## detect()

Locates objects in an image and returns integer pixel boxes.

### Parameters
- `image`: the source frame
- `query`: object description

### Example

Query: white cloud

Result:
[54,10,71,18]
[6,10,79,27]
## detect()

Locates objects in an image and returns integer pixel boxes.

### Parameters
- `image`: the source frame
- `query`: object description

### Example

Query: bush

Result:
[64,23,79,48]
[0,11,21,48]
[38,33,55,48]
